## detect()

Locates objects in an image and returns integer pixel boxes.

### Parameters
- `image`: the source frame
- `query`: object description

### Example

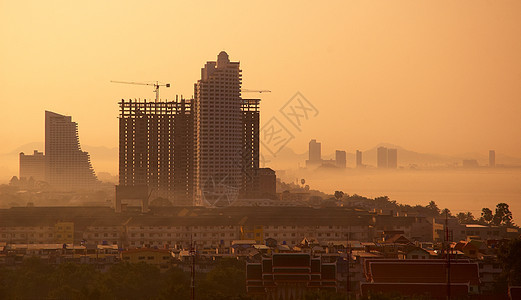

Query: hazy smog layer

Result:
[283,168,521,221]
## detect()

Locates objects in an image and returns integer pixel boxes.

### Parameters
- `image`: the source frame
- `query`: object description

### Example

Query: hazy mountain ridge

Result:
[1,142,520,183]
[265,143,521,170]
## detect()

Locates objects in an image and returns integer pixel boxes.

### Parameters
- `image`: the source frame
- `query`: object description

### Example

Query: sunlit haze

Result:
[2,2,521,298]
[2,1,521,176]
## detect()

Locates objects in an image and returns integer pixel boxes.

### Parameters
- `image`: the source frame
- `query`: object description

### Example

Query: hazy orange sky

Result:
[2,1,521,171]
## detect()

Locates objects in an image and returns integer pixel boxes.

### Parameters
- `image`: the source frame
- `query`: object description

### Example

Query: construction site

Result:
[115,53,275,209]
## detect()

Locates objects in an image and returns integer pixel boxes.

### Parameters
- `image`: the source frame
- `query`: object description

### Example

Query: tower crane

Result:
[242,89,271,93]
[111,80,171,102]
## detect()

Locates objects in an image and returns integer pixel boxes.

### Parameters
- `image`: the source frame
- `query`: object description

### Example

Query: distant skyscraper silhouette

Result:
[335,150,346,168]
[489,150,495,167]
[45,111,98,190]
[356,150,363,168]
[377,147,397,169]
[19,150,45,181]
[309,139,322,162]
[306,139,322,168]
[387,148,398,169]
[377,147,388,168]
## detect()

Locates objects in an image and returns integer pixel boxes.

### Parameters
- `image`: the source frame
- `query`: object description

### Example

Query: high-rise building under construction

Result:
[118,98,194,206]
[117,52,271,207]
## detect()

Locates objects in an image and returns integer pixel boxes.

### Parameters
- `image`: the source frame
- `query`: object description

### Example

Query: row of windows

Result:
[1,233,54,238]
[127,232,236,238]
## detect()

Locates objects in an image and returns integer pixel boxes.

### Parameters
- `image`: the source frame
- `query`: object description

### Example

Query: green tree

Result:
[456,212,475,224]
[0,265,14,299]
[99,262,164,300]
[493,203,513,226]
[498,239,521,286]
[441,208,452,217]
[50,263,100,299]
[11,257,56,299]
[481,207,494,224]
[197,258,247,299]
[334,191,344,200]
[426,201,440,215]
[158,267,190,299]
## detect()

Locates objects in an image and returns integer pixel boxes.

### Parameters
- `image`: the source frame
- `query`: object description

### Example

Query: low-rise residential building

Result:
[121,248,172,270]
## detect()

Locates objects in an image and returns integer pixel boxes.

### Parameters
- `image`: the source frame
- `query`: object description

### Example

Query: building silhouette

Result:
[45,111,98,190]
[194,51,249,206]
[356,150,363,168]
[309,139,322,162]
[489,150,495,167]
[306,139,322,168]
[117,52,271,208]
[377,146,397,169]
[118,98,194,206]
[387,148,397,169]
[377,147,388,168]
[19,150,46,182]
[335,150,346,168]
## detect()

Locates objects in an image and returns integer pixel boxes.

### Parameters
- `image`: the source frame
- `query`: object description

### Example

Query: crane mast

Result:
[110,80,171,102]
[242,89,271,94]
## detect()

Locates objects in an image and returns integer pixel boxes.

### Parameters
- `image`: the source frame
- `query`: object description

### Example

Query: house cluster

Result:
[242,234,510,299]
[0,206,518,298]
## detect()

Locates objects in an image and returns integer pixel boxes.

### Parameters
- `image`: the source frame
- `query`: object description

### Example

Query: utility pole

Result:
[445,212,451,300]
[190,239,196,300]
[346,231,351,299]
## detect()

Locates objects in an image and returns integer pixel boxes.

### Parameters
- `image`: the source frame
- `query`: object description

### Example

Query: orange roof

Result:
[368,261,480,285]
[361,282,469,298]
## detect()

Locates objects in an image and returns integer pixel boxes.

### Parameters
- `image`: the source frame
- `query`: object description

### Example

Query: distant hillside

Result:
[361,143,457,167]
[264,143,521,170]
[261,146,307,169]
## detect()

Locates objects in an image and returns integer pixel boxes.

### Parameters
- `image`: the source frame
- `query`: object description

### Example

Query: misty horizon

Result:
[2,2,521,299]
[3,140,521,178]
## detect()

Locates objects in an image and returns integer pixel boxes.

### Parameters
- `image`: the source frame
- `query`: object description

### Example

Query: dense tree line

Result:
[0,257,250,300]
[333,190,517,227]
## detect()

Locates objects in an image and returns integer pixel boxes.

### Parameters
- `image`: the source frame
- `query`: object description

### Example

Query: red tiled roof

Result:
[362,258,471,282]
[361,282,469,298]
[368,261,480,285]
